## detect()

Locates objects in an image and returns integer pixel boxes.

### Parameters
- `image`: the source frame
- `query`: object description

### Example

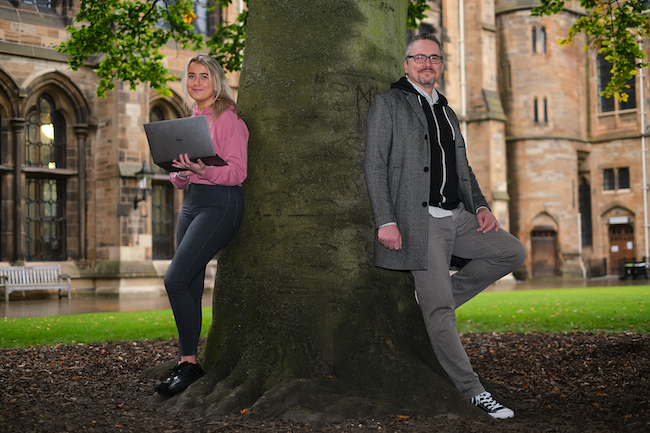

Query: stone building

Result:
[1,0,648,299]
[0,0,242,296]
[421,0,650,279]
[497,0,649,279]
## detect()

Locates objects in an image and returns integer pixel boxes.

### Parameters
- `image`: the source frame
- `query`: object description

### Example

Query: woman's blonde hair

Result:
[181,54,239,120]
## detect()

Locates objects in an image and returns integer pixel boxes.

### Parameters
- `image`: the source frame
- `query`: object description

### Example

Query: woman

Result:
[155,55,248,396]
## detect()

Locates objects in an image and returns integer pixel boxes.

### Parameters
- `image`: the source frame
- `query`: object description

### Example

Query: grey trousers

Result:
[411,206,526,399]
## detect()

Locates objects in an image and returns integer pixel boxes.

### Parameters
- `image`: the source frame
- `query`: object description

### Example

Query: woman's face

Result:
[186,62,214,110]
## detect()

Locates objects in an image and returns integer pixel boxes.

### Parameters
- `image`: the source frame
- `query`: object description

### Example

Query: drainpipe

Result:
[459,0,467,140]
[578,213,587,279]
[640,40,649,267]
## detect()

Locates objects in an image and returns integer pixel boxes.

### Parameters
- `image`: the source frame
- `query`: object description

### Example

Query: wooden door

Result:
[531,229,557,277]
[608,224,635,274]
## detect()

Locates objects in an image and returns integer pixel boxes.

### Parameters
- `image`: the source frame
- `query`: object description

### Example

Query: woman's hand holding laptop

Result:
[172,153,206,178]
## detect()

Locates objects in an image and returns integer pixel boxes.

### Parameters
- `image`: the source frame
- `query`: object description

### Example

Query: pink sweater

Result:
[169,105,248,188]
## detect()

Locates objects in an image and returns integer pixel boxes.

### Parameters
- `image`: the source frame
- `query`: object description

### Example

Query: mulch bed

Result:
[1,332,648,432]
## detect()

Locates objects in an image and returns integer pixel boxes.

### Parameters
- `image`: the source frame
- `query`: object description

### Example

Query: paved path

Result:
[2,289,213,319]
[1,275,646,319]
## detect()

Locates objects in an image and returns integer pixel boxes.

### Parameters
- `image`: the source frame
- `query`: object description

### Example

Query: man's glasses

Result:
[407,54,444,64]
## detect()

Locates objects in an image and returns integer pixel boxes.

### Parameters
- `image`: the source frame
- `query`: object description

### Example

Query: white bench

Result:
[0,265,71,302]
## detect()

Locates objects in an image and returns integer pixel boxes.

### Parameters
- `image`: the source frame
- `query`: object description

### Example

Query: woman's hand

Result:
[172,153,206,177]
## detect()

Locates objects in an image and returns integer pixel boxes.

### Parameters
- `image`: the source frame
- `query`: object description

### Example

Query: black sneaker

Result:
[154,363,184,394]
[470,391,514,419]
[155,362,204,396]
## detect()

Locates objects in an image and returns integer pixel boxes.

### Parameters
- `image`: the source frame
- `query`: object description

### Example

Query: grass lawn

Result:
[457,286,648,334]
[0,308,212,348]
[1,286,648,348]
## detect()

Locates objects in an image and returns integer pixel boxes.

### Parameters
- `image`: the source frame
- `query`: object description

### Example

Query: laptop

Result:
[143,116,227,172]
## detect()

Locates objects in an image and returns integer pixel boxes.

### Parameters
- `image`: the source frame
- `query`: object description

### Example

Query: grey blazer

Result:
[364,87,489,270]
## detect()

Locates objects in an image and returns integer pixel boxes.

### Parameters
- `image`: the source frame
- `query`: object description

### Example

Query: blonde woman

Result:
[155,55,248,396]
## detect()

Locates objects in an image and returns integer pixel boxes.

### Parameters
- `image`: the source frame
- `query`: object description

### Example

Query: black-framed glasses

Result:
[407,54,444,64]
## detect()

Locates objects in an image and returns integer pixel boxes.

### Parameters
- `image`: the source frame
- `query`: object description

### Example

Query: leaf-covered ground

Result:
[1,332,648,432]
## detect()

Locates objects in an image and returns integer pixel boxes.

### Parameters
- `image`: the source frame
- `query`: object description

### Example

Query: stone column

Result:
[74,124,88,261]
[10,118,25,264]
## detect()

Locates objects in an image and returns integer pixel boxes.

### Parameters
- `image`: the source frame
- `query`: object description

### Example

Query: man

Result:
[364,33,526,419]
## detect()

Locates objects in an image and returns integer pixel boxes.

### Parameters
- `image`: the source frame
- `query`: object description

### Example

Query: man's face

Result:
[404,39,444,90]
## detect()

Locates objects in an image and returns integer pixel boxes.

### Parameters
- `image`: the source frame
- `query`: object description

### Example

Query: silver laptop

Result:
[143,116,226,172]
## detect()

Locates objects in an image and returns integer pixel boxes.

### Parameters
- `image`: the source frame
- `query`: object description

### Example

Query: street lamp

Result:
[133,161,155,209]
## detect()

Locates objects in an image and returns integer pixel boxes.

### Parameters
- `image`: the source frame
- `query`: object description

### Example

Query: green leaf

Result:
[532,0,650,100]
[57,0,205,97]
[59,0,444,97]
[407,0,431,29]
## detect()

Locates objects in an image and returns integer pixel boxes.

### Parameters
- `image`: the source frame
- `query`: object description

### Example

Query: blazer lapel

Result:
[404,92,428,129]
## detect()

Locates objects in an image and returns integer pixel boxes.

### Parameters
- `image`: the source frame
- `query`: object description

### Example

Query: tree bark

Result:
[155,0,484,423]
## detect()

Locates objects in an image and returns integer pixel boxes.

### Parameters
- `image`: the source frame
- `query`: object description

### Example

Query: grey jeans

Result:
[411,205,526,398]
[164,184,244,359]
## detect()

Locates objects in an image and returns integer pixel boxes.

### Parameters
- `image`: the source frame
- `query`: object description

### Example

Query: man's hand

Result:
[378,225,403,250]
[476,208,500,233]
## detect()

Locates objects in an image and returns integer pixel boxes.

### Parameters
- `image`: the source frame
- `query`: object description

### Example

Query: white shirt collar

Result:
[407,78,439,105]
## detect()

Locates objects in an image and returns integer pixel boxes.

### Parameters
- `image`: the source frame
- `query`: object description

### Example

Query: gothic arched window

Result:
[24,93,67,261]
[532,27,537,53]
[579,177,592,247]
[149,105,175,260]
[25,94,66,169]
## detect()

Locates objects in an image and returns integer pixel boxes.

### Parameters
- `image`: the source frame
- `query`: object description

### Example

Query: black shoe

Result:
[156,362,204,396]
[154,363,183,394]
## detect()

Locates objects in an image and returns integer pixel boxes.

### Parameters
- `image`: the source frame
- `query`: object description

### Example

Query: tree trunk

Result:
[155,0,483,423]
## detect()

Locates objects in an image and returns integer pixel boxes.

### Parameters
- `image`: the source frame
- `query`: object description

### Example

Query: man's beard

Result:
[417,75,437,86]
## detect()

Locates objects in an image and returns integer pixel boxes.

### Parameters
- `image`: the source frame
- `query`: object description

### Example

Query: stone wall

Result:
[0,0,237,294]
